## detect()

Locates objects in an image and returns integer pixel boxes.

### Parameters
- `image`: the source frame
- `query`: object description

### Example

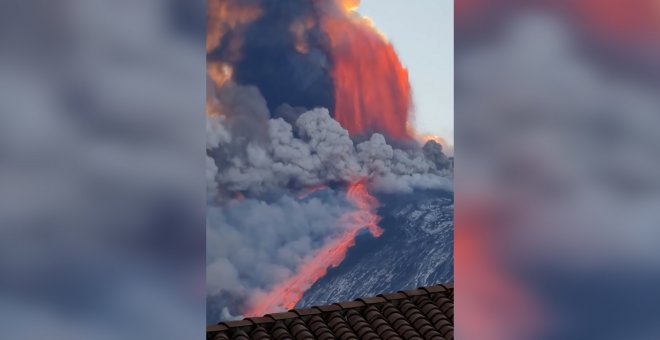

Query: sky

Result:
[359,0,454,144]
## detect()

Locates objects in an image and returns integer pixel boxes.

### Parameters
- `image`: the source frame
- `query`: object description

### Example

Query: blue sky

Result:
[359,0,454,144]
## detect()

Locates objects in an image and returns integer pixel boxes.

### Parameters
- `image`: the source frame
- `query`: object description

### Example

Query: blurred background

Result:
[455,0,660,339]
[0,0,206,339]
[2,0,660,339]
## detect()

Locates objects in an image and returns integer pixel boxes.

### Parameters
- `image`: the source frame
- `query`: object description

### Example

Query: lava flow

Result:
[320,2,413,140]
[296,184,329,200]
[244,182,383,317]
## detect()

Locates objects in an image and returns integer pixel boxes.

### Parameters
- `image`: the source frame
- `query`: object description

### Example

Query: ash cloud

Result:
[206,191,353,323]
[206,83,452,321]
[206,0,452,322]
[207,0,335,121]
[207,106,452,197]
[423,140,451,169]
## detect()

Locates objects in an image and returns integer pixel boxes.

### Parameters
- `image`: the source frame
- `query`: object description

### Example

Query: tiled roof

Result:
[208,283,454,340]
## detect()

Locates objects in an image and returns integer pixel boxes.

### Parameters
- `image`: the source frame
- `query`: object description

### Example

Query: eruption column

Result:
[244,182,382,316]
[320,4,413,140]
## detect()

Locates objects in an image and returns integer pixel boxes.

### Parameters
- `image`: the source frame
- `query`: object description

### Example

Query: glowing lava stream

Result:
[296,184,329,200]
[244,182,383,317]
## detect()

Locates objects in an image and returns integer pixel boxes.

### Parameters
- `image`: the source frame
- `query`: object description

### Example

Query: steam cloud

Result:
[207,0,335,118]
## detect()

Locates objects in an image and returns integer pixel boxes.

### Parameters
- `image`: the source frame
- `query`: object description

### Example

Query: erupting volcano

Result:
[206,0,453,323]
[321,3,413,140]
[244,182,382,317]
[206,0,415,141]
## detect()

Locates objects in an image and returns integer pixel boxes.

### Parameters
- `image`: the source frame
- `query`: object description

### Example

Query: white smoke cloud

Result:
[206,75,452,322]
[206,155,219,198]
[295,108,363,182]
[206,114,230,150]
[206,81,270,153]
[356,134,452,193]
[207,106,452,197]
[206,192,353,322]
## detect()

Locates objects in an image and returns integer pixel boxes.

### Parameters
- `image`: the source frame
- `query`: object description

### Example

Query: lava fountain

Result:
[244,182,383,316]
[319,1,413,140]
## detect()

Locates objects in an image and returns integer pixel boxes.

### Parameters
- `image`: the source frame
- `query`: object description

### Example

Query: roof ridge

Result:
[207,283,454,336]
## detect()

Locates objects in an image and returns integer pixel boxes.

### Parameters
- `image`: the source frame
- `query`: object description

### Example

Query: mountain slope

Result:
[298,189,454,307]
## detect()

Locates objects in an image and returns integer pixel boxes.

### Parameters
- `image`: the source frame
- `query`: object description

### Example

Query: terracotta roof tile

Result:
[231,329,250,340]
[207,324,229,333]
[290,319,315,339]
[221,320,253,328]
[316,304,342,313]
[247,316,276,325]
[211,332,230,340]
[271,321,294,340]
[378,292,407,301]
[400,289,428,298]
[335,301,366,309]
[291,307,322,317]
[357,296,387,305]
[207,283,453,340]
[250,326,273,340]
[419,285,449,295]
[307,315,335,340]
[267,312,299,321]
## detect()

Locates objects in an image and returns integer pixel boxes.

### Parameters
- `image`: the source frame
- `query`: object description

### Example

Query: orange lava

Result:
[319,4,412,140]
[297,184,329,200]
[244,182,382,316]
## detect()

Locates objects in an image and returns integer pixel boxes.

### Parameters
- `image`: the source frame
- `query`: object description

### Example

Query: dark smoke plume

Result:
[207,0,335,122]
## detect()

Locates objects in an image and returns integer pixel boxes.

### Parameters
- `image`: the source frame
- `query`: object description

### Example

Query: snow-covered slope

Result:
[298,189,454,307]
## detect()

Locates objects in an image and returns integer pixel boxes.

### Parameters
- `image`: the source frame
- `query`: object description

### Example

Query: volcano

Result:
[207,0,414,141]
[298,189,454,307]
[206,0,453,322]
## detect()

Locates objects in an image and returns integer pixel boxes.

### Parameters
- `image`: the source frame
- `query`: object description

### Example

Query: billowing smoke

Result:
[206,86,451,322]
[206,0,452,322]
[207,106,451,197]
[207,0,415,138]
[206,191,353,322]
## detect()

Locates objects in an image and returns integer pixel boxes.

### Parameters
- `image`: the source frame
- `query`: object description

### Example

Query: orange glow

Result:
[419,134,450,149]
[290,17,315,54]
[244,182,382,316]
[207,62,234,91]
[297,184,329,200]
[340,0,361,12]
[206,0,263,54]
[320,4,413,140]
[206,62,232,120]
